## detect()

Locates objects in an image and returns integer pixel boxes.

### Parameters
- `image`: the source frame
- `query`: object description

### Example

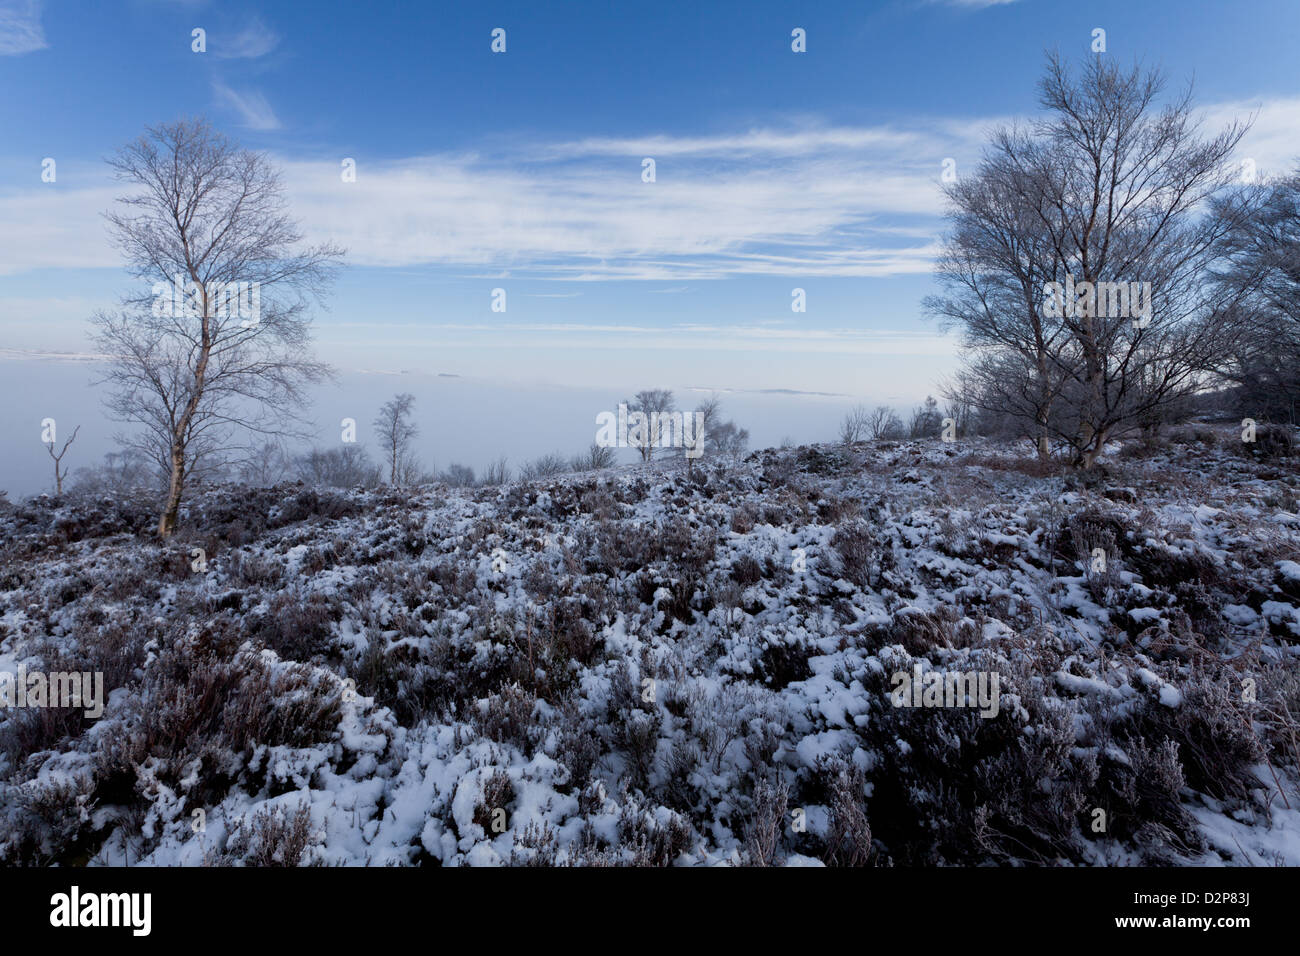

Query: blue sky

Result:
[2,0,1299,491]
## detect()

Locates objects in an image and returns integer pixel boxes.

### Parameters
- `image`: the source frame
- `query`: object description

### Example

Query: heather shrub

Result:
[250,590,341,661]
[96,631,343,809]
[223,802,320,867]
[834,519,893,589]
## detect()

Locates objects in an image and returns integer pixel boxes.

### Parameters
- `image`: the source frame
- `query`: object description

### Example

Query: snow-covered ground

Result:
[2,430,1298,866]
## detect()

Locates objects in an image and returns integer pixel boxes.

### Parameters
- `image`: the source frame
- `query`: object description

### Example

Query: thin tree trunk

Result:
[158,444,185,536]
[1036,359,1051,462]
[157,273,210,537]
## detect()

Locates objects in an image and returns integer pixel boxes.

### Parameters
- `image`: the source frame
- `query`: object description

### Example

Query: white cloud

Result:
[0,183,118,274]
[548,126,922,159]
[322,320,957,355]
[939,0,1020,8]
[280,122,965,278]
[0,346,100,362]
[212,82,281,130]
[0,0,46,55]
[2,96,1293,281]
[1199,96,1300,179]
[216,16,279,59]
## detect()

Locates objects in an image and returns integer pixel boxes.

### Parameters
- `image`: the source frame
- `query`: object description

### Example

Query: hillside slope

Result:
[2,432,1299,866]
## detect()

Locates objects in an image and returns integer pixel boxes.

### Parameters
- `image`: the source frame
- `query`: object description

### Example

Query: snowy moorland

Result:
[2,428,1299,866]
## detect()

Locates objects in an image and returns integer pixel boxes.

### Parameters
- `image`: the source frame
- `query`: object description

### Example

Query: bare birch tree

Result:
[626,388,675,463]
[1212,166,1300,423]
[839,404,870,445]
[374,392,419,486]
[1027,54,1249,465]
[91,118,343,534]
[928,54,1252,467]
[45,423,80,496]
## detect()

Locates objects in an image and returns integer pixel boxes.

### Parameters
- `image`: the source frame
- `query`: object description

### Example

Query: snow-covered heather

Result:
[2,428,1299,866]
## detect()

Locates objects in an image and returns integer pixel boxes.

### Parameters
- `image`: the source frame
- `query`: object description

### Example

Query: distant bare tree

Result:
[867,405,903,440]
[694,395,723,436]
[839,404,869,444]
[520,453,569,480]
[572,443,616,472]
[706,420,749,460]
[909,396,943,439]
[843,404,901,443]
[481,456,512,485]
[374,392,419,486]
[238,442,291,487]
[677,394,714,476]
[625,389,675,463]
[72,449,158,497]
[91,118,344,535]
[941,396,970,438]
[679,393,747,472]
[441,463,477,487]
[44,423,80,495]
[294,446,380,488]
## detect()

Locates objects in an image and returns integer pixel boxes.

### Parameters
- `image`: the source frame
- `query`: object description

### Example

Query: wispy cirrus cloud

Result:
[0,0,47,55]
[216,16,279,59]
[0,183,119,273]
[280,120,968,279]
[2,96,1293,281]
[546,126,922,159]
[322,320,957,355]
[937,0,1020,9]
[1199,97,1300,179]
[212,81,281,130]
